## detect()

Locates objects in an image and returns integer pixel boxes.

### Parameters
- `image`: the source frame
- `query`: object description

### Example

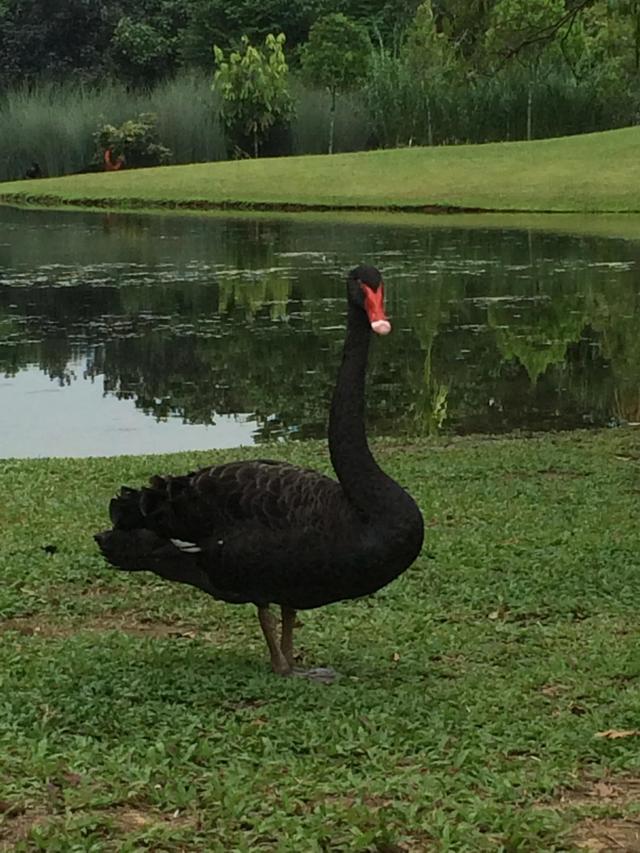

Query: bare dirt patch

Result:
[109,805,196,833]
[0,803,197,851]
[0,612,202,640]
[573,817,640,851]
[559,777,640,809]
[0,807,49,852]
[551,776,640,851]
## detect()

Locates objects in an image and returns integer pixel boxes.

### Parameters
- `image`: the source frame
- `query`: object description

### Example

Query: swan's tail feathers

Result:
[94,528,210,590]
[94,528,170,571]
[107,477,205,541]
[108,481,173,528]
[108,486,146,529]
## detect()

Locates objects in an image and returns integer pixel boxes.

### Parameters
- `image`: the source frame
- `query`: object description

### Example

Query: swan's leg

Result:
[280,606,338,683]
[257,606,291,675]
[280,606,296,668]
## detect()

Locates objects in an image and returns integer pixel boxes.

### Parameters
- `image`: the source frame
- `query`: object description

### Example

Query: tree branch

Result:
[492,0,596,70]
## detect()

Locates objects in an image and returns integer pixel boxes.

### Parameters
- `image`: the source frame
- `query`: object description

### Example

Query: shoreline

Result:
[4,198,640,242]
[2,192,640,217]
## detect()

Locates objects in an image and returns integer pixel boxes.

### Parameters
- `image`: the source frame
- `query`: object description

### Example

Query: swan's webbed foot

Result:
[258,605,334,680]
[290,666,339,684]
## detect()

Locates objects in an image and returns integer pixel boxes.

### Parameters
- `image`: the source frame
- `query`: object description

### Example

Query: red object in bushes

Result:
[104,148,124,171]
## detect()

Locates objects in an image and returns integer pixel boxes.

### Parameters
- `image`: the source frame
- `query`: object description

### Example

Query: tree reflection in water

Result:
[1,207,639,445]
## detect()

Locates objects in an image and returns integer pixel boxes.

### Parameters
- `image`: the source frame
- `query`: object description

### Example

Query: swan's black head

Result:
[347,264,391,335]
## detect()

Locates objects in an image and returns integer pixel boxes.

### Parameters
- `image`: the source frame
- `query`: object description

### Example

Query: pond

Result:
[1,206,639,458]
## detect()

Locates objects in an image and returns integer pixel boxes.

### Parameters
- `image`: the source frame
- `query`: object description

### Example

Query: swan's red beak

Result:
[362,283,391,335]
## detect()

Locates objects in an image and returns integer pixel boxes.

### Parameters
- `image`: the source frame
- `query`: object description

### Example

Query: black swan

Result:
[25,161,42,179]
[95,265,424,678]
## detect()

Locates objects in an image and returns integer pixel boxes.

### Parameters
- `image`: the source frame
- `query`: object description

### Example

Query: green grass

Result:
[2,126,640,214]
[2,430,640,850]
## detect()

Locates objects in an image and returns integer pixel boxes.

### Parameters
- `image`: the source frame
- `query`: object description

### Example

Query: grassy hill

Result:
[1,126,640,214]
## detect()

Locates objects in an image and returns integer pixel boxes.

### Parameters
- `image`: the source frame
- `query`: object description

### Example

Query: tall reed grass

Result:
[364,57,640,147]
[1,62,638,184]
[290,79,371,155]
[0,73,225,182]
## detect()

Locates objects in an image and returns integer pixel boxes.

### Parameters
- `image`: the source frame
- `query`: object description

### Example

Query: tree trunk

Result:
[426,94,433,146]
[526,80,533,142]
[328,89,336,155]
[253,127,259,159]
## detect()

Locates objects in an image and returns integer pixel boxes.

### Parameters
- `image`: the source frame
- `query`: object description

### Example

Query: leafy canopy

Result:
[213,32,292,158]
[301,12,371,97]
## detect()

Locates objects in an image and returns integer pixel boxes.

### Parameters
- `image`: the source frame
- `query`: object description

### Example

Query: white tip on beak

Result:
[371,320,391,335]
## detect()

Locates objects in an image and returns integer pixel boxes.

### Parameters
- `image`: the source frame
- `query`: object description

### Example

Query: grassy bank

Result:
[1,126,640,215]
[2,430,640,850]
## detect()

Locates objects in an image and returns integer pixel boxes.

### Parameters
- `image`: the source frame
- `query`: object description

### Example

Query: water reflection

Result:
[0,206,639,457]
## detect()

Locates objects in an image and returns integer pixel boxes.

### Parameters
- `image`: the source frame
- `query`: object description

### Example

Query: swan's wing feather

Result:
[191,459,341,531]
[109,459,342,543]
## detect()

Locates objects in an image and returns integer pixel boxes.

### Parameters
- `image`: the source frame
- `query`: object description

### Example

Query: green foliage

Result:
[213,32,292,158]
[2,0,640,153]
[606,0,640,73]
[108,0,190,86]
[110,18,174,87]
[568,1,636,88]
[180,0,323,67]
[336,0,423,48]
[404,1,454,67]
[0,0,114,85]
[430,0,494,62]
[0,74,225,183]
[93,113,173,168]
[301,13,371,98]
[400,1,461,144]
[301,13,371,153]
[485,0,567,66]
[484,0,568,140]
[1,429,640,848]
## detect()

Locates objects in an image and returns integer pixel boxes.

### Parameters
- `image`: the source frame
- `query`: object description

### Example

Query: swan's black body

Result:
[95,265,424,673]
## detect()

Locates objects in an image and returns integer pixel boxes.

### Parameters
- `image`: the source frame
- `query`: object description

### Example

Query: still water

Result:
[1,206,639,458]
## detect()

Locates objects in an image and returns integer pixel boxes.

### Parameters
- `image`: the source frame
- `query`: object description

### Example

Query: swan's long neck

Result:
[329,304,396,514]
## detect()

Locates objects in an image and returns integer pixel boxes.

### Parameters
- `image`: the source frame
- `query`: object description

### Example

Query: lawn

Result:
[1,429,640,851]
[2,127,640,214]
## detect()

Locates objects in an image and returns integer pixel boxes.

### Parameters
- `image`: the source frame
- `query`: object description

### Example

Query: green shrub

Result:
[93,112,172,169]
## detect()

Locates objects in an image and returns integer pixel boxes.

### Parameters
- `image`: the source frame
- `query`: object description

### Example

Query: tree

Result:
[331,0,423,50]
[430,0,495,62]
[485,0,567,140]
[213,32,292,158]
[402,1,459,145]
[603,0,640,74]
[109,1,189,87]
[301,13,371,154]
[110,18,173,86]
[181,0,323,67]
[0,0,113,85]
